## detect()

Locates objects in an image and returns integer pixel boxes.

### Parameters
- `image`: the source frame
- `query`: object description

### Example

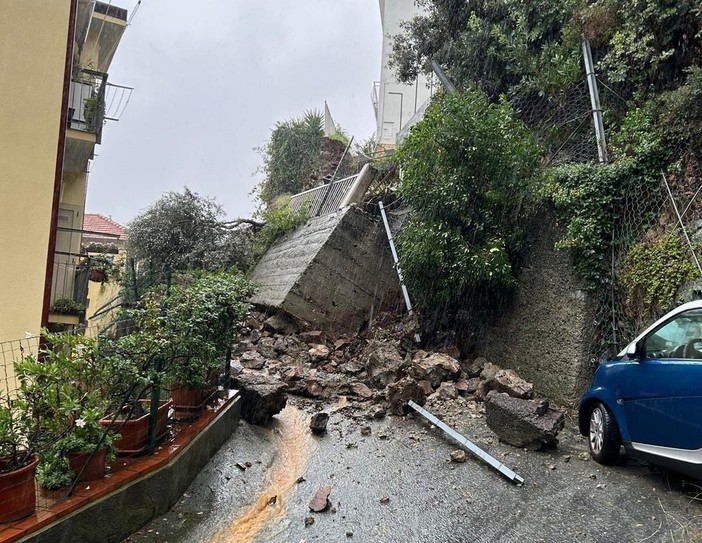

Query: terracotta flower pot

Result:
[89,269,106,283]
[101,399,172,455]
[0,456,39,523]
[171,385,216,420]
[68,448,107,482]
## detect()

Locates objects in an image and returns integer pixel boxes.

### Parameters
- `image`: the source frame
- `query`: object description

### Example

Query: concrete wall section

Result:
[250,211,342,307]
[250,207,400,332]
[476,210,595,405]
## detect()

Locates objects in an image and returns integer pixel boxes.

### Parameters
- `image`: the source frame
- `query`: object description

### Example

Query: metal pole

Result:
[430,59,457,93]
[408,401,525,485]
[379,201,421,343]
[662,172,702,277]
[582,37,608,163]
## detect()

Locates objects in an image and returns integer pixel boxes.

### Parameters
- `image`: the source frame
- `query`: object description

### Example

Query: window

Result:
[644,309,702,359]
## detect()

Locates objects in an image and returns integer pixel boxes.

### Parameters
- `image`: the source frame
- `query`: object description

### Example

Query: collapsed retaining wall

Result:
[477,210,596,406]
[250,206,399,332]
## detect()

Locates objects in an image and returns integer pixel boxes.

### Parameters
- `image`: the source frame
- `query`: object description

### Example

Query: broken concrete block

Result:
[432,381,458,400]
[479,361,502,381]
[351,382,374,399]
[231,372,287,426]
[263,314,298,335]
[299,330,326,344]
[484,391,564,450]
[479,368,534,400]
[411,352,461,388]
[256,337,277,359]
[491,369,534,399]
[310,412,329,435]
[385,376,426,415]
[450,450,466,463]
[309,486,332,512]
[308,344,330,362]
[361,340,404,388]
[239,351,266,370]
[282,366,305,382]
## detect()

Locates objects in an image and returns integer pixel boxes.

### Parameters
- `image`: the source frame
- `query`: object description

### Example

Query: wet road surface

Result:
[126,399,702,543]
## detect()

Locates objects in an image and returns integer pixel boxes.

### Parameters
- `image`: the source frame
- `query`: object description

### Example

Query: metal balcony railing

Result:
[68,68,107,143]
[50,252,90,312]
[288,174,358,218]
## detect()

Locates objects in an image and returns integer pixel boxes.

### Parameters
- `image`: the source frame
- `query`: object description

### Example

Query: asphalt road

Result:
[125,398,702,543]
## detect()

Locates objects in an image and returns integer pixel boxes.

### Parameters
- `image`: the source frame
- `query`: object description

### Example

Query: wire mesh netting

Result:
[510,68,702,362]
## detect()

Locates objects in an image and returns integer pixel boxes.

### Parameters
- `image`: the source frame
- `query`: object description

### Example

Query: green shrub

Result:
[395,88,541,313]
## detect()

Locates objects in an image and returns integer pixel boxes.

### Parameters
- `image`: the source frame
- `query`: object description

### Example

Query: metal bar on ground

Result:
[379,201,421,343]
[408,400,525,486]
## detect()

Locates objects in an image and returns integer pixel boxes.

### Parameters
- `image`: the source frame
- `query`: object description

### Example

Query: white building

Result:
[372,0,435,150]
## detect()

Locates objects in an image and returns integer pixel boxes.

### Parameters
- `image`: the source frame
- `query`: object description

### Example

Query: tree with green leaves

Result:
[396,88,541,317]
[127,188,255,273]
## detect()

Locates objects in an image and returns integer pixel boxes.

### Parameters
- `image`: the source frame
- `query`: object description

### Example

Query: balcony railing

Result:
[288,174,359,219]
[68,68,107,143]
[50,252,90,314]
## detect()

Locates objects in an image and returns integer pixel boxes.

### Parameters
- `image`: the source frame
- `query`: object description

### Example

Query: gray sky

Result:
[87,0,383,226]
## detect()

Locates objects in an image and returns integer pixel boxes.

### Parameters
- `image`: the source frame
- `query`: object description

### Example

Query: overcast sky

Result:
[86,0,383,226]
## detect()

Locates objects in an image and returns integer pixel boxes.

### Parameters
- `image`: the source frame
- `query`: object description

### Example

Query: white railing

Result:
[288,174,358,218]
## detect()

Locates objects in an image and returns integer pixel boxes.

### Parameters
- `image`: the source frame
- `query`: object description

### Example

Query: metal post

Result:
[431,59,457,93]
[582,37,608,163]
[379,201,421,343]
[408,401,525,485]
[662,172,702,277]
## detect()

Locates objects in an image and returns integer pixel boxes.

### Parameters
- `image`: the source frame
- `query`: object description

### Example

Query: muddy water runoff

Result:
[210,405,315,543]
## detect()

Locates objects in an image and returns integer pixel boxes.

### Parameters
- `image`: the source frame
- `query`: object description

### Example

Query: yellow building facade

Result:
[0,0,127,345]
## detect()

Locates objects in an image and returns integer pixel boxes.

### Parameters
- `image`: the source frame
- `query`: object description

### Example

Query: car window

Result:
[644,309,702,359]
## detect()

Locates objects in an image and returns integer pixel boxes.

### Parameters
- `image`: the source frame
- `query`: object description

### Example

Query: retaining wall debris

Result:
[249,206,400,333]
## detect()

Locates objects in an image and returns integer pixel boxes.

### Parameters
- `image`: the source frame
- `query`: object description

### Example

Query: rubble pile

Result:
[231,310,564,448]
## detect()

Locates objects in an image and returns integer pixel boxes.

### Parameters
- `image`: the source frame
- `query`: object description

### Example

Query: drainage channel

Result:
[210,405,315,543]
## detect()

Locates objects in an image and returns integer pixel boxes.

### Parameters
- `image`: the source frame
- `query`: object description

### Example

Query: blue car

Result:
[579,300,702,477]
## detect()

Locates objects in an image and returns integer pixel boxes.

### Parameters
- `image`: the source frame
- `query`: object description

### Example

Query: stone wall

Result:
[250,206,400,332]
[477,210,596,405]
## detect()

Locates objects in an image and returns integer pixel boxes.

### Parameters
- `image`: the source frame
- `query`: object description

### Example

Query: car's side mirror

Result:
[626,340,643,361]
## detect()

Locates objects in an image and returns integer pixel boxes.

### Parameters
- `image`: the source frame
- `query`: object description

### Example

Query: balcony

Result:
[64,69,106,172]
[68,68,107,139]
[49,251,90,327]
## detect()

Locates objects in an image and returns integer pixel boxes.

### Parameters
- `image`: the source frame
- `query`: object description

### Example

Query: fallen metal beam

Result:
[408,400,525,485]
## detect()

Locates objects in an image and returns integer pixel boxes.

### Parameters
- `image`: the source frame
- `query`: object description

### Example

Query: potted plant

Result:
[50,297,86,316]
[97,325,172,454]
[15,332,119,490]
[0,391,41,522]
[89,254,117,284]
[164,271,254,417]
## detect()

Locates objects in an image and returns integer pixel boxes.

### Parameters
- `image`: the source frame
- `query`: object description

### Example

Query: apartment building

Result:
[372,0,435,150]
[0,0,128,342]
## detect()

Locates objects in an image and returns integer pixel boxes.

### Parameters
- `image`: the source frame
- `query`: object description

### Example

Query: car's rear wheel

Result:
[589,402,621,465]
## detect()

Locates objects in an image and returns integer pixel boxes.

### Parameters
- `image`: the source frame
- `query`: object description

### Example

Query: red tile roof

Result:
[82,213,127,241]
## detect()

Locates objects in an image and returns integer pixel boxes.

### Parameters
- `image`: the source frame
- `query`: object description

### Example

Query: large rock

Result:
[239,351,266,370]
[231,372,287,425]
[411,352,461,388]
[361,341,404,388]
[479,366,534,400]
[386,376,426,415]
[263,313,299,335]
[484,391,564,450]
